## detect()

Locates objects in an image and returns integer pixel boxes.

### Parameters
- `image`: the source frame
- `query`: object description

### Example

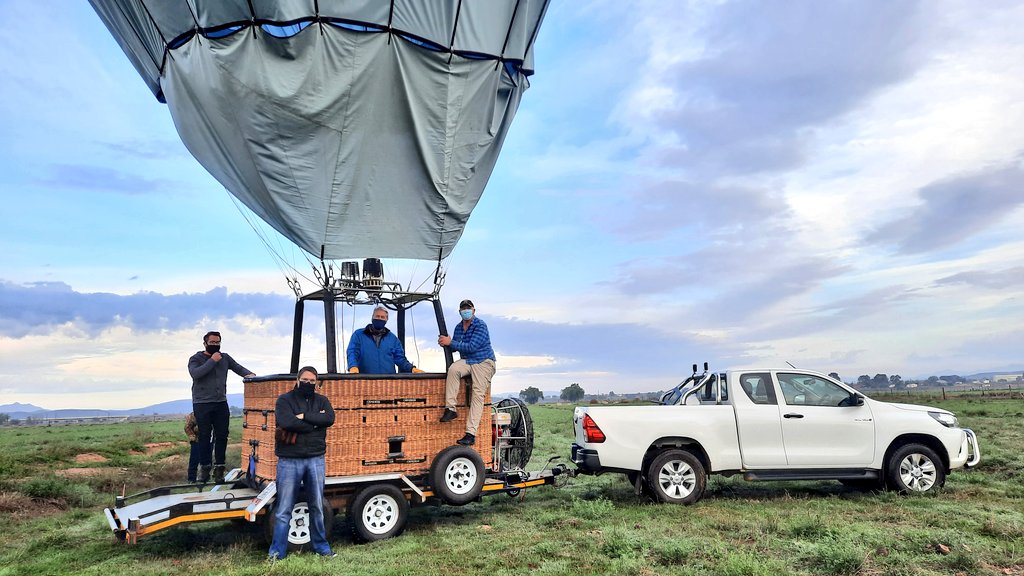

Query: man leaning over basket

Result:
[268,366,336,560]
[437,299,496,446]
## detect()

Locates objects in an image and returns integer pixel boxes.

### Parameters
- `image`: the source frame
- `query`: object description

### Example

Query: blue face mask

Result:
[371,318,386,330]
[460,309,473,321]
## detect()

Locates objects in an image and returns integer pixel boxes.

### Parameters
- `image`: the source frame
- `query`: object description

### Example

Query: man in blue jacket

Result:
[346,307,423,374]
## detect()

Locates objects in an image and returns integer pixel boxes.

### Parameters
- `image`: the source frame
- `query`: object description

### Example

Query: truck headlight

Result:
[929,411,958,428]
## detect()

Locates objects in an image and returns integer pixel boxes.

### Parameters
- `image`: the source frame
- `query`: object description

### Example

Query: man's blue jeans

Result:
[268,456,332,559]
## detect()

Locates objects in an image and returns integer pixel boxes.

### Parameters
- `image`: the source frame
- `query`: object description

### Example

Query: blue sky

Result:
[2,1,1023,410]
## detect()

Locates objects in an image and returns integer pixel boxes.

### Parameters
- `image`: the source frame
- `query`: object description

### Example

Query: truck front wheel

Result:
[886,444,945,494]
[646,449,706,505]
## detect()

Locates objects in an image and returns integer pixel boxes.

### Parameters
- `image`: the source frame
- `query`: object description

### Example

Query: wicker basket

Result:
[241,375,493,481]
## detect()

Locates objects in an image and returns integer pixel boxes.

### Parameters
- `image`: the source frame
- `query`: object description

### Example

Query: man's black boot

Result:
[456,433,475,446]
[212,464,225,484]
[197,465,211,484]
[440,409,458,423]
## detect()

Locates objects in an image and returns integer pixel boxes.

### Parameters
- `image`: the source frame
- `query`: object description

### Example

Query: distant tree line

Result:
[851,373,983,389]
[519,387,543,404]
[517,383,588,404]
[560,383,585,402]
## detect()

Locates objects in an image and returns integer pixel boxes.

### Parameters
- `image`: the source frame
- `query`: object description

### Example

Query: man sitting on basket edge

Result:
[438,299,496,446]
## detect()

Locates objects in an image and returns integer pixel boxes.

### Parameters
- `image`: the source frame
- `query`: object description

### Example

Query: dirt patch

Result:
[144,441,179,452]
[56,467,112,478]
[130,441,187,456]
[159,454,184,464]
[74,453,108,464]
[0,491,66,517]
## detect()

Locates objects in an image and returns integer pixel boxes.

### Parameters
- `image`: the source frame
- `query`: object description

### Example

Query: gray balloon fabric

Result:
[89,1,549,260]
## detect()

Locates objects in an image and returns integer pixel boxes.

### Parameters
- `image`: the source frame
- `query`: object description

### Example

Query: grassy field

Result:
[0,396,1021,576]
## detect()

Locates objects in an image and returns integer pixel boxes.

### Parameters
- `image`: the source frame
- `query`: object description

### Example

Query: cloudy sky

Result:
[2,1,1023,410]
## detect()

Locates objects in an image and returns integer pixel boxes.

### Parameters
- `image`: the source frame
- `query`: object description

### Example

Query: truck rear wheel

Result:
[429,445,485,505]
[646,449,706,505]
[886,444,945,494]
[349,484,409,543]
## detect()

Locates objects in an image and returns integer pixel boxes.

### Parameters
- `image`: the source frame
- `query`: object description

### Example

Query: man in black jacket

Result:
[268,366,336,560]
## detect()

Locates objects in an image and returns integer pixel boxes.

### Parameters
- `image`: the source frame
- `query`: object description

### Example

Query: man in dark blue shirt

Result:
[438,299,496,445]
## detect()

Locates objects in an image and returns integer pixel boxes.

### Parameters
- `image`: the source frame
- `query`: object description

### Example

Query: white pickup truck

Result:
[571,365,980,504]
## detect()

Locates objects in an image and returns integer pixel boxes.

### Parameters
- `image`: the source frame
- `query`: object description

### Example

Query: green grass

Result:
[1,398,1022,575]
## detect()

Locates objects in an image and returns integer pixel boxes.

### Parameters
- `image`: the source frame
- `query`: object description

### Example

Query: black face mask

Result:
[297,382,316,398]
[206,344,221,354]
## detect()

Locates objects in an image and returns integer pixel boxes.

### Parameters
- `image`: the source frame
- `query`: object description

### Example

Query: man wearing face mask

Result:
[346,306,424,374]
[187,331,255,484]
[269,366,336,560]
[438,299,496,446]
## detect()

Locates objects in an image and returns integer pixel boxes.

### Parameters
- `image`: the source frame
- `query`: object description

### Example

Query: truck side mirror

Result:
[839,393,865,407]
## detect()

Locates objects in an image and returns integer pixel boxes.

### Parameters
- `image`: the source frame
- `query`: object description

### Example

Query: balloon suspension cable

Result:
[409,301,421,367]
[312,264,331,293]
[432,246,446,295]
[225,191,321,290]
[334,300,343,370]
[315,245,335,291]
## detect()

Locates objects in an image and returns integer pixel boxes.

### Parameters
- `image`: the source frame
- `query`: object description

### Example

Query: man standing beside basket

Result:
[187,330,255,484]
[437,299,496,446]
[268,366,336,560]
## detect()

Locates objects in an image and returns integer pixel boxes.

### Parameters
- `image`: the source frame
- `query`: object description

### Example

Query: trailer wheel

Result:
[262,497,335,551]
[429,445,485,505]
[886,444,945,494]
[646,449,706,505]
[349,484,409,543]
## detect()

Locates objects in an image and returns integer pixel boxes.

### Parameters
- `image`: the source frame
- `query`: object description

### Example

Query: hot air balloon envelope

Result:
[89,0,549,260]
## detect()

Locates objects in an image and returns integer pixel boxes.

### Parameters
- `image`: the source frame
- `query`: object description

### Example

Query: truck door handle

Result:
[783,413,804,419]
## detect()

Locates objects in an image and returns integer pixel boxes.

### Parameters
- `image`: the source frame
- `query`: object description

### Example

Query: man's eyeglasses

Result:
[298,379,317,385]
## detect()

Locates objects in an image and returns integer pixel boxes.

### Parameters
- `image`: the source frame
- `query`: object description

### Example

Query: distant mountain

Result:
[0,394,245,420]
[0,402,45,413]
[0,403,47,420]
[964,370,1024,381]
